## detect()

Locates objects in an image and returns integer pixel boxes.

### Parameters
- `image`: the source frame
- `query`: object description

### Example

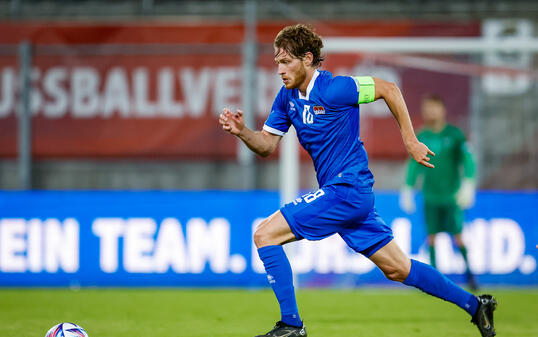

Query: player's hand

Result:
[219,108,245,136]
[408,141,435,168]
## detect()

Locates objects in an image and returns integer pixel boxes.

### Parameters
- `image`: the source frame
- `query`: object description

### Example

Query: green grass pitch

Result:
[0,288,536,337]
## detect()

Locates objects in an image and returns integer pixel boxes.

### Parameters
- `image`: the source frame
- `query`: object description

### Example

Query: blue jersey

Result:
[264,70,374,189]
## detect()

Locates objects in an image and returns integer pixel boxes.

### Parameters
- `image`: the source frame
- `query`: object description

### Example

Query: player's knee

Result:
[253,212,295,248]
[382,265,409,283]
[253,227,271,248]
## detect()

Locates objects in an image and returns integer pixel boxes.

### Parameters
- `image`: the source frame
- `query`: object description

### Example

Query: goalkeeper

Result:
[400,94,478,290]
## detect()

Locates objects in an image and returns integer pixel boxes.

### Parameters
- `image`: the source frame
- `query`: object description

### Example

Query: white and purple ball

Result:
[45,323,88,337]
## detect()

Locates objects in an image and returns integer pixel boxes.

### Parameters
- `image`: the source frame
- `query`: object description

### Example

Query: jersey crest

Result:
[313,105,325,115]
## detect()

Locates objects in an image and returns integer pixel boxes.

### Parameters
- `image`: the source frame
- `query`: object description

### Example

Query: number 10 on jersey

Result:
[302,105,314,124]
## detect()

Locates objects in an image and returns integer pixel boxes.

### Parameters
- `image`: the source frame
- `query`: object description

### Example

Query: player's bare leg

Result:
[369,239,411,282]
[254,211,297,248]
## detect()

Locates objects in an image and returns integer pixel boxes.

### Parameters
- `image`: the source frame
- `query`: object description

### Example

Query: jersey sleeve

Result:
[457,130,476,179]
[404,157,421,187]
[263,87,291,136]
[326,76,376,107]
[325,76,360,106]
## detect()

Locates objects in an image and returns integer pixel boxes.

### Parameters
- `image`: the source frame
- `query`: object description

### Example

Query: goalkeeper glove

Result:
[399,185,416,214]
[456,178,476,209]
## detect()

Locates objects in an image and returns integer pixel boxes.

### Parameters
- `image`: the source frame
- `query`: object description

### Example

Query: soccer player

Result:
[400,94,479,290]
[219,24,496,337]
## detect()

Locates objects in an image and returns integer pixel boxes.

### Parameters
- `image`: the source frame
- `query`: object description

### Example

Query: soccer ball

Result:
[45,323,88,337]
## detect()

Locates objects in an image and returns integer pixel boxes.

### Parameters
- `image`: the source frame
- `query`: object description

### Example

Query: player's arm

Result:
[219,108,281,157]
[462,142,476,180]
[369,77,435,168]
[457,134,477,208]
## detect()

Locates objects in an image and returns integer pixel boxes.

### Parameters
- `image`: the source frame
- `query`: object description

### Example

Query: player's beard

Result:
[286,63,307,90]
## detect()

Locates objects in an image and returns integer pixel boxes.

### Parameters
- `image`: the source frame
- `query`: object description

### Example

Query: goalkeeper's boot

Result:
[254,321,307,337]
[471,294,497,337]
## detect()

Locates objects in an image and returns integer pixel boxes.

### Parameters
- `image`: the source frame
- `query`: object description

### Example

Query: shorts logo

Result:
[313,106,325,115]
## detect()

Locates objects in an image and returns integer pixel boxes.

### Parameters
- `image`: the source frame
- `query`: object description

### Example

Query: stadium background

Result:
[0,1,537,336]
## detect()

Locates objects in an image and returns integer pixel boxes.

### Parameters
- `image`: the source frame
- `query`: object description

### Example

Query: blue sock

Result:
[404,259,479,316]
[258,245,302,327]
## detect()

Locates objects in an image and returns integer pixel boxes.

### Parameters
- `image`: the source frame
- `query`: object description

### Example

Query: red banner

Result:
[0,21,479,159]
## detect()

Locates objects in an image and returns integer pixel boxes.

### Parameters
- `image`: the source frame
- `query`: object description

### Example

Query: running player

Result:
[400,94,478,290]
[219,24,496,337]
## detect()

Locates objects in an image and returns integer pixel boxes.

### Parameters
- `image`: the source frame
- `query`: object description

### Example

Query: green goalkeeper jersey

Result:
[404,124,475,204]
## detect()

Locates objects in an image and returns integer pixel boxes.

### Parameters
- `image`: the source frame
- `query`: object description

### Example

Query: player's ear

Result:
[302,52,314,67]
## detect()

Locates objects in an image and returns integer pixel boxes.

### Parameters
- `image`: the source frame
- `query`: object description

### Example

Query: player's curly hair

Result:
[274,24,325,68]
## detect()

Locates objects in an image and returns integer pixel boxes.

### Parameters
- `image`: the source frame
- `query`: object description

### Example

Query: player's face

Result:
[422,100,446,126]
[274,48,307,90]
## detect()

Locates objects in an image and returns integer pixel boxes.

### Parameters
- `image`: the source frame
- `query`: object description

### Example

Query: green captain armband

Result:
[353,76,375,104]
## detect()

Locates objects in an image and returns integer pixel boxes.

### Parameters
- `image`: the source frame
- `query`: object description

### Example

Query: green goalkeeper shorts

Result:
[423,202,463,235]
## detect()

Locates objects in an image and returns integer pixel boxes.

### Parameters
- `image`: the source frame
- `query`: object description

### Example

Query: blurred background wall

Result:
[0,0,536,192]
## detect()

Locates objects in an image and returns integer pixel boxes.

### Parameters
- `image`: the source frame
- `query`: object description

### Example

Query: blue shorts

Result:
[280,182,393,257]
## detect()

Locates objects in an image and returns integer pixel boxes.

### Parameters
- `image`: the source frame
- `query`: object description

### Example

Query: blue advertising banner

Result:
[0,191,536,287]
